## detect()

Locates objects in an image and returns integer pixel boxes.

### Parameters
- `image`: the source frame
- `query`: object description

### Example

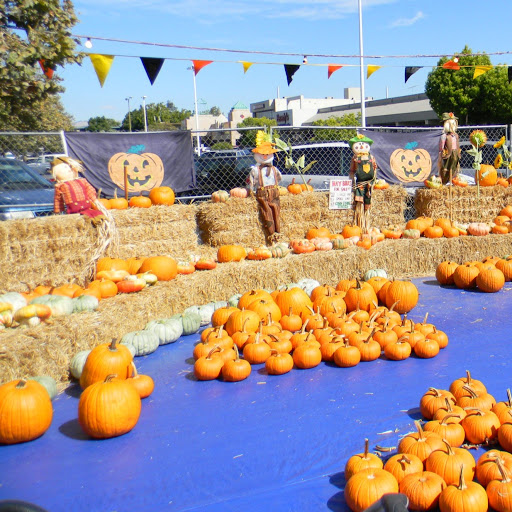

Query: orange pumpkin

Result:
[108,189,128,210]
[129,194,152,208]
[342,224,362,239]
[149,186,175,206]
[139,256,178,281]
[306,227,331,240]
[476,163,497,187]
[287,178,302,195]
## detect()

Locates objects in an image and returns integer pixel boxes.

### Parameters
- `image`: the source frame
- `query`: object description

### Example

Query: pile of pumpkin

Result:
[95,186,176,210]
[212,179,315,202]
[0,339,154,444]
[191,276,451,382]
[343,371,512,512]
[436,255,512,293]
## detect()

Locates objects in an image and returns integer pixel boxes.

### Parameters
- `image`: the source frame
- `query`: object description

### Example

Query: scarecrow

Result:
[349,133,378,231]
[52,156,104,222]
[438,112,461,185]
[246,133,283,243]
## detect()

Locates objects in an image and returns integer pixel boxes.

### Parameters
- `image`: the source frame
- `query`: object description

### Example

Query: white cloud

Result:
[390,11,425,28]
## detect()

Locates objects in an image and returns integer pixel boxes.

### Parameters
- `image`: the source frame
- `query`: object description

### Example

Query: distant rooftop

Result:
[231,101,248,110]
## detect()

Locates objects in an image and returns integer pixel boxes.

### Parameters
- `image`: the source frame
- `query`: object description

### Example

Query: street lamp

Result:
[125,97,132,132]
[358,0,366,128]
[187,66,202,156]
[142,96,148,132]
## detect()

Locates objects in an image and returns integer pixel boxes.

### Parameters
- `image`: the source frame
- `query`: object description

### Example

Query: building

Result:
[250,89,439,127]
[225,101,252,146]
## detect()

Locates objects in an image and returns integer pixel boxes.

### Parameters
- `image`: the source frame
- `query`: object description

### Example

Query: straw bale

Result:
[415,186,512,224]
[197,187,407,247]
[2,233,510,388]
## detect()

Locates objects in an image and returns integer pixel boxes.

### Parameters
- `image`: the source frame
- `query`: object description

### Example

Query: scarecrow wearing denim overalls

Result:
[349,134,378,231]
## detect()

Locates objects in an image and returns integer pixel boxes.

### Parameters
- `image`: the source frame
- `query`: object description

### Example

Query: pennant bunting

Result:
[38,59,54,79]
[442,60,460,70]
[367,65,381,79]
[141,57,164,85]
[89,54,114,87]
[192,60,213,75]
[508,66,512,83]
[241,61,254,74]
[327,64,343,79]
[284,64,300,85]
[473,65,493,79]
[405,66,421,83]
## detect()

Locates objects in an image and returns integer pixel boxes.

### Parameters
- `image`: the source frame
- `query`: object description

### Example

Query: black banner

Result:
[361,129,442,187]
[64,131,195,197]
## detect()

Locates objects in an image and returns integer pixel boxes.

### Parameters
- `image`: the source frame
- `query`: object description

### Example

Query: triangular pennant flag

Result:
[328,64,343,79]
[241,61,253,74]
[442,60,460,70]
[141,57,164,85]
[192,60,213,75]
[367,65,381,79]
[284,64,300,85]
[473,65,493,79]
[89,54,114,87]
[508,66,512,83]
[38,59,54,79]
[405,66,421,83]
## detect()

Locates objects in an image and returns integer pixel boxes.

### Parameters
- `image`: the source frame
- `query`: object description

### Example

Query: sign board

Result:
[329,179,352,209]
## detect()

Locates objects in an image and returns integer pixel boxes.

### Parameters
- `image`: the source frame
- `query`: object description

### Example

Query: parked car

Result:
[0,157,55,220]
[25,153,66,180]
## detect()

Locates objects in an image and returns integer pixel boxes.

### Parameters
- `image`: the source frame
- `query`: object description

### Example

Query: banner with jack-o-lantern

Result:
[360,129,442,187]
[64,131,195,197]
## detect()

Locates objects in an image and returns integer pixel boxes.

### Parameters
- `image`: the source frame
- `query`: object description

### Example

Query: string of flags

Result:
[42,53,512,88]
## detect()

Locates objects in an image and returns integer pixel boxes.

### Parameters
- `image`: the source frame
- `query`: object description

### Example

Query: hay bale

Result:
[197,187,408,247]
[2,233,510,387]
[415,186,512,223]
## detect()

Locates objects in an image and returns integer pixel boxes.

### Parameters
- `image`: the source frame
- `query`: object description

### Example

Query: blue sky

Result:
[60,0,512,124]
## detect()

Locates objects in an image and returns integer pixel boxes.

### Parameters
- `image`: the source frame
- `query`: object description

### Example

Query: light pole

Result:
[125,96,132,132]
[358,0,366,128]
[142,96,148,132]
[187,66,202,156]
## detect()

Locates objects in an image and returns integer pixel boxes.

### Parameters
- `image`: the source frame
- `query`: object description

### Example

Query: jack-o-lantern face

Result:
[389,148,432,183]
[108,152,165,192]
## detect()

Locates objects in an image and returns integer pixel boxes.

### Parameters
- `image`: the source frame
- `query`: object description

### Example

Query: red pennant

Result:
[328,64,343,79]
[38,59,54,79]
[192,60,213,75]
[443,60,460,70]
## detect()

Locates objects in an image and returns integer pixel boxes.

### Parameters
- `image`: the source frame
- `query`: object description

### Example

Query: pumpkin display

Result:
[344,468,399,512]
[108,150,165,193]
[70,349,92,380]
[460,408,500,444]
[424,225,444,239]
[425,439,475,484]
[265,350,294,375]
[194,258,217,270]
[149,186,175,206]
[78,374,142,438]
[475,266,505,293]
[246,246,272,260]
[217,245,246,263]
[0,379,53,444]
[177,261,195,275]
[121,330,159,357]
[398,420,445,465]
[399,471,446,511]
[306,227,331,240]
[96,257,130,274]
[475,163,497,187]
[221,345,251,382]
[30,294,74,317]
[292,342,322,369]
[390,143,432,183]
[342,224,362,239]
[72,294,100,313]
[139,256,177,281]
[486,459,512,512]
[128,362,154,399]
[287,178,302,195]
[384,280,418,314]
[229,187,249,198]
[453,264,479,289]
[467,222,490,236]
[129,193,152,208]
[475,450,512,488]
[436,261,459,286]
[384,453,423,485]
[402,228,421,239]
[344,438,383,481]
[88,278,118,299]
[28,375,58,401]
[116,276,146,294]
[438,466,488,512]
[108,189,129,210]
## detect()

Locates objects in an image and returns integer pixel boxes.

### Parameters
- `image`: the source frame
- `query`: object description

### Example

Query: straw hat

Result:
[252,141,278,154]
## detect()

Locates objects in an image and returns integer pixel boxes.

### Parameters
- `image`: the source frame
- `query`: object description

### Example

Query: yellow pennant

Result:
[241,61,254,74]
[473,65,493,79]
[367,65,382,79]
[89,54,114,87]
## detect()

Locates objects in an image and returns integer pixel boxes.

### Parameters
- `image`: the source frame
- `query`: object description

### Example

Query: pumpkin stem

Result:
[496,458,512,483]
[363,438,370,458]
[441,413,461,426]
[423,312,429,324]
[105,374,118,382]
[109,338,119,351]
[507,388,512,407]
[441,438,454,455]
[206,345,221,359]
[397,454,412,469]
[130,361,139,378]
[466,370,473,386]
[389,301,399,313]
[457,465,467,491]
[462,384,479,398]
[233,344,240,361]
[413,420,425,440]
[15,379,27,389]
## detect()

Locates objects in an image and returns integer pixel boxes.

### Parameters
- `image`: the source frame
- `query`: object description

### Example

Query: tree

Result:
[310,113,360,141]
[237,117,277,147]
[120,102,192,131]
[86,116,119,132]
[425,45,512,125]
[209,106,222,116]
[0,0,83,130]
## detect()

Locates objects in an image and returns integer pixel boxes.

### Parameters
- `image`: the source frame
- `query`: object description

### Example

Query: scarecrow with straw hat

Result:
[246,131,283,243]
[438,112,461,185]
[349,133,378,231]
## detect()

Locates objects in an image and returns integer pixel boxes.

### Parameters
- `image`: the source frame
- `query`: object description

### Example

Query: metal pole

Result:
[190,67,202,156]
[125,97,132,132]
[358,0,366,128]
[142,96,148,132]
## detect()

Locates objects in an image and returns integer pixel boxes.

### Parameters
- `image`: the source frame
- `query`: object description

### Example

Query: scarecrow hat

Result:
[252,141,278,154]
[442,112,458,122]
[349,133,374,147]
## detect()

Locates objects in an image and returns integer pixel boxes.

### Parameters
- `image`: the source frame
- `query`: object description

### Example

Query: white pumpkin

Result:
[121,330,159,356]
[144,318,183,345]
[0,292,27,313]
[31,294,74,316]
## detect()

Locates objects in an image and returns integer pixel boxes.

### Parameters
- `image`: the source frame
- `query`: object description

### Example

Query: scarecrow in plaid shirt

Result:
[51,157,104,221]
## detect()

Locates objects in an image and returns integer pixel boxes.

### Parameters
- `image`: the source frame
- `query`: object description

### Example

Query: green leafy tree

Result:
[121,102,191,131]
[237,117,277,147]
[0,0,82,130]
[425,45,512,125]
[310,113,360,141]
[86,116,119,132]
[209,106,222,116]
[211,141,233,150]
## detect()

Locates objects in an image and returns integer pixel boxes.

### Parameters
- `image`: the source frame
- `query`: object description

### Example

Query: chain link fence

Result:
[0,125,509,221]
